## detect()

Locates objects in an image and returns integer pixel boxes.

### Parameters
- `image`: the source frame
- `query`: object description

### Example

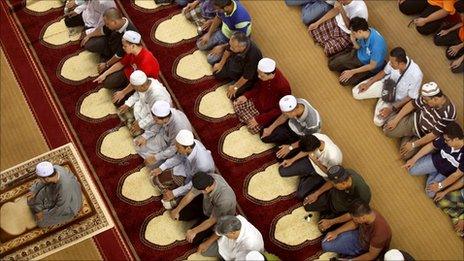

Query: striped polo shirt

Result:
[217,0,252,38]
[432,137,464,176]
[413,96,456,137]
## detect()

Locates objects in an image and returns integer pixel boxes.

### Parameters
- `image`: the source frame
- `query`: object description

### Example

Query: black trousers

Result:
[279,157,325,199]
[64,13,84,28]
[178,195,213,245]
[398,0,428,15]
[261,121,300,146]
[433,30,464,60]
[451,57,464,73]
[304,191,342,219]
[328,49,377,86]
[84,36,113,60]
[416,5,444,35]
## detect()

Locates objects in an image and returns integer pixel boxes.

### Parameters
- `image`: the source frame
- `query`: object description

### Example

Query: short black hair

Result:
[349,201,372,217]
[444,122,464,140]
[389,47,408,64]
[300,135,321,152]
[231,31,250,47]
[350,17,369,32]
[455,0,464,13]
[104,8,122,20]
[430,90,444,98]
[192,172,214,190]
[213,0,232,8]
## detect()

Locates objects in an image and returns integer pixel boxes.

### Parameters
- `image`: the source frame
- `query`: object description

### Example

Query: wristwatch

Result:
[288,145,294,151]
[233,86,238,91]
[438,182,443,190]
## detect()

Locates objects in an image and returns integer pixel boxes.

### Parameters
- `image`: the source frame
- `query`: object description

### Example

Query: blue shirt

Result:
[217,0,252,38]
[356,28,387,71]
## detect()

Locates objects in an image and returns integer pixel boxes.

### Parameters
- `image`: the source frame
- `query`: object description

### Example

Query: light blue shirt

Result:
[356,28,387,71]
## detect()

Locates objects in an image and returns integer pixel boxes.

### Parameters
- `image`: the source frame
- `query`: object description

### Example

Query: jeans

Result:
[196,30,229,64]
[322,229,366,257]
[285,0,311,6]
[301,0,332,25]
[409,154,447,198]
[175,0,189,6]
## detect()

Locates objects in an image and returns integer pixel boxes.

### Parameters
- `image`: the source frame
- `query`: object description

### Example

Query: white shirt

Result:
[335,0,368,34]
[218,215,264,261]
[310,133,343,178]
[75,0,116,29]
[383,57,423,101]
[124,79,172,130]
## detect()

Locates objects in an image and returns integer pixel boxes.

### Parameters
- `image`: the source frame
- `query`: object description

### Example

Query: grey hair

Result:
[215,215,242,235]
[231,31,250,47]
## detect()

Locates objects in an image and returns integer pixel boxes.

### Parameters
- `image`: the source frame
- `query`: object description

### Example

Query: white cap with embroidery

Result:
[122,30,141,44]
[257,58,276,73]
[36,161,54,177]
[130,70,147,86]
[279,95,297,112]
[421,82,440,97]
[176,129,194,146]
[151,100,171,117]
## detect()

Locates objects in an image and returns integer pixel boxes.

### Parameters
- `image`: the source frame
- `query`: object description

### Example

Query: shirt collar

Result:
[297,102,308,122]
[117,18,129,33]
[224,0,237,17]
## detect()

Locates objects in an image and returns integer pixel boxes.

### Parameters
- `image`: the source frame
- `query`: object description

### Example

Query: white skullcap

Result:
[176,129,194,146]
[245,251,265,261]
[122,30,141,44]
[36,161,54,177]
[279,95,297,112]
[151,100,171,117]
[384,249,405,261]
[421,82,440,97]
[130,70,147,86]
[257,58,276,73]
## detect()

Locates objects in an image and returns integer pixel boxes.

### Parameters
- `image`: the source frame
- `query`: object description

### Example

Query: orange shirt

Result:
[428,0,457,15]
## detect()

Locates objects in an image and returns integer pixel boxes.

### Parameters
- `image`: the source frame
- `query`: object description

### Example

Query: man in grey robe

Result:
[27,161,83,228]
[134,100,193,168]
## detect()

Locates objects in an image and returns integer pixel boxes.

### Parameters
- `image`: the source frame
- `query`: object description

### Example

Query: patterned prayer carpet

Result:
[0,143,113,260]
[1,0,329,260]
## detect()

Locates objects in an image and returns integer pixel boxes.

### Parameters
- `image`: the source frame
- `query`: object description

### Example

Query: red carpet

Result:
[1,0,322,260]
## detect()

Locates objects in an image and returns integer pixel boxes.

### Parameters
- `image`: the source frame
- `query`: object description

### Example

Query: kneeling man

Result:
[27,161,83,227]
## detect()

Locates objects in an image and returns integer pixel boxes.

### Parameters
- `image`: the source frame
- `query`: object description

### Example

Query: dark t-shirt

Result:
[102,18,138,58]
[225,41,263,81]
[432,137,464,176]
[330,170,372,213]
[359,210,392,251]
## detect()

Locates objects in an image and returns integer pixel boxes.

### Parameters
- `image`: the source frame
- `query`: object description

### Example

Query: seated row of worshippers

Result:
[54,0,463,259]
[285,0,464,73]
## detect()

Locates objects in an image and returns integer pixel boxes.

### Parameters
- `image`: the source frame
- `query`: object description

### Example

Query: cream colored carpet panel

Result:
[241,1,463,260]
[0,50,103,260]
[154,13,198,44]
[176,50,213,80]
[60,51,99,82]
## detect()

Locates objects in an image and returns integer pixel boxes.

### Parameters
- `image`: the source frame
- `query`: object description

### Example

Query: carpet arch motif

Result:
[270,204,322,250]
[98,127,137,161]
[119,166,161,204]
[197,83,235,119]
[59,51,99,83]
[153,13,197,45]
[25,0,63,13]
[78,88,118,120]
[175,50,213,81]
[219,125,274,161]
[41,18,82,47]
[141,210,195,249]
[245,163,298,204]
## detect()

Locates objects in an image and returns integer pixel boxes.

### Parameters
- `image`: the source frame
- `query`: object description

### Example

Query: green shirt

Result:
[330,169,371,213]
